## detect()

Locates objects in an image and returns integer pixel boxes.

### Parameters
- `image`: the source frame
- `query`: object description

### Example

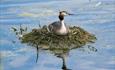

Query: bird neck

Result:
[59,15,66,29]
[59,15,65,26]
[59,15,64,21]
[60,20,65,26]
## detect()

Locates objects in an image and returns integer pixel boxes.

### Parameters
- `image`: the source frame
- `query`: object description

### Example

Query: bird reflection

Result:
[31,44,97,70]
[56,51,71,70]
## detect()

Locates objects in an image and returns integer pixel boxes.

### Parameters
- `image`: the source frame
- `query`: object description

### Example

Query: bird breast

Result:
[58,21,67,34]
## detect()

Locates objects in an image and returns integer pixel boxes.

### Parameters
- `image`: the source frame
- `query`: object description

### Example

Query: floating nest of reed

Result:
[21,26,96,50]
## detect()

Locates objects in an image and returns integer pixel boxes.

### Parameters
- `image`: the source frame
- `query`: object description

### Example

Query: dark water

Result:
[0,0,115,70]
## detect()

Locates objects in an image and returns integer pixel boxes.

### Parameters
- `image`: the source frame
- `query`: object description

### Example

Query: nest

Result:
[21,26,96,50]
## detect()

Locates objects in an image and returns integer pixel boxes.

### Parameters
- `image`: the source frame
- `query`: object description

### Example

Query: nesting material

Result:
[21,26,96,50]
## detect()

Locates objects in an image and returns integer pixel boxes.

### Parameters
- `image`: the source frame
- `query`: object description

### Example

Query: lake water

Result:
[0,0,115,70]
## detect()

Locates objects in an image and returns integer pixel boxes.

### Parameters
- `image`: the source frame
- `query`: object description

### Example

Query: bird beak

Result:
[68,13,75,15]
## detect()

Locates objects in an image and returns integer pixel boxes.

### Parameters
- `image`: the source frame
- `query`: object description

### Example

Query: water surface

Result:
[0,0,115,70]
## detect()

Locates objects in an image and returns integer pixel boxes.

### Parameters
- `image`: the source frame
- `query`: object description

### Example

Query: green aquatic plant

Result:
[21,25,96,50]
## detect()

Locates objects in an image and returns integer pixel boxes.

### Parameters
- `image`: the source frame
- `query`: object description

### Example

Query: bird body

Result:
[48,11,72,35]
[48,21,68,35]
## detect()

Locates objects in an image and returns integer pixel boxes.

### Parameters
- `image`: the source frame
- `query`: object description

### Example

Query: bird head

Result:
[59,11,74,16]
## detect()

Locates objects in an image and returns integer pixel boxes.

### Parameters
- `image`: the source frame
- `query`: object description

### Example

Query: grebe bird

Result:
[48,11,74,35]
